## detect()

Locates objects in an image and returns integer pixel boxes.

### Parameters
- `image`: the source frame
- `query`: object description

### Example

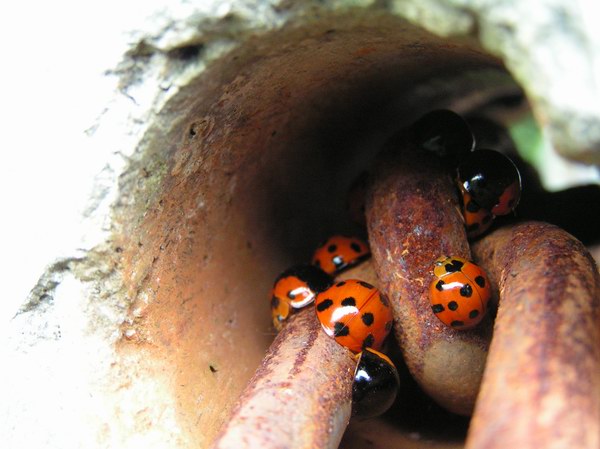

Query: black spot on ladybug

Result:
[385,320,393,332]
[475,276,486,287]
[317,299,334,312]
[336,281,346,287]
[358,281,374,289]
[482,214,493,224]
[469,309,480,319]
[362,312,374,326]
[334,321,350,337]
[327,244,338,253]
[379,293,390,307]
[451,320,465,327]
[332,256,344,267]
[466,200,481,213]
[209,365,218,373]
[460,284,473,297]
[271,296,280,309]
[435,280,445,291]
[362,334,375,349]
[448,301,458,311]
[445,259,464,273]
[350,242,362,253]
[432,304,445,313]
[342,297,357,307]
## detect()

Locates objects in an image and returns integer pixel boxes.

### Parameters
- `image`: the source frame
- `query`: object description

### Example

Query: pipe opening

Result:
[115,14,597,448]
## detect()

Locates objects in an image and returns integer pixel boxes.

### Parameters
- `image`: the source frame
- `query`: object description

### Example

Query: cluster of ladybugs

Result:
[413,109,522,238]
[269,235,399,419]
[414,109,522,329]
[268,110,522,418]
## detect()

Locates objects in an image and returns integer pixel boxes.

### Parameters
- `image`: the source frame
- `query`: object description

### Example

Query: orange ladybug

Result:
[429,256,491,330]
[270,265,332,331]
[315,279,393,353]
[312,235,370,275]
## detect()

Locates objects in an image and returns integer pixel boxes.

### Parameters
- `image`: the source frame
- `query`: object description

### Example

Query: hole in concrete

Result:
[115,13,596,448]
[168,43,205,61]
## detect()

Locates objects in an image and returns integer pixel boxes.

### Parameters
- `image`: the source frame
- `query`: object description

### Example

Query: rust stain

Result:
[353,46,377,57]
[468,222,600,449]
[288,313,320,377]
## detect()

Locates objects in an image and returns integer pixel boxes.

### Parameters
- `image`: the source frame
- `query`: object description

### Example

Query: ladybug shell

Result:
[457,149,521,215]
[411,109,475,164]
[430,256,491,330]
[315,279,393,353]
[352,348,400,420]
[312,235,370,275]
[271,265,332,331]
[459,189,494,238]
[492,179,521,216]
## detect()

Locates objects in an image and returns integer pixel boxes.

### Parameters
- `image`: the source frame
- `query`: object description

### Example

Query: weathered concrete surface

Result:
[5,1,600,449]
[395,0,600,164]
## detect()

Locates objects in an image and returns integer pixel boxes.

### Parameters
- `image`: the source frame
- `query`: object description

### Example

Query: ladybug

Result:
[352,348,400,419]
[312,235,370,275]
[411,109,475,164]
[457,149,521,216]
[429,256,492,330]
[270,265,332,331]
[459,189,495,238]
[315,279,393,353]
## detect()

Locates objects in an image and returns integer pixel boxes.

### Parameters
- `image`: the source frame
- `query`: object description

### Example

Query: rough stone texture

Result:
[5,1,600,449]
